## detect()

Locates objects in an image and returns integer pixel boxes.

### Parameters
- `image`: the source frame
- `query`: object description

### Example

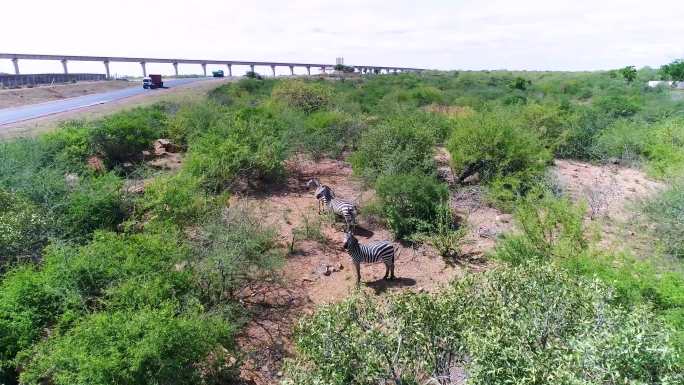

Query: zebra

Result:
[306,178,334,215]
[342,232,396,285]
[307,179,357,232]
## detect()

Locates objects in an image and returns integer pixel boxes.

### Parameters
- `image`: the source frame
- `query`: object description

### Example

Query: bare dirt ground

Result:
[234,156,500,384]
[0,78,233,140]
[551,159,665,254]
[0,80,135,109]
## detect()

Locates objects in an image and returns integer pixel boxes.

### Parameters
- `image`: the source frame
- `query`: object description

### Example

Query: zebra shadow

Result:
[365,277,417,294]
[351,225,374,238]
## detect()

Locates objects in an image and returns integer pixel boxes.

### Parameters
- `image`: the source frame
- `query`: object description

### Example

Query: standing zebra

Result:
[342,232,396,285]
[307,179,357,232]
[306,178,334,214]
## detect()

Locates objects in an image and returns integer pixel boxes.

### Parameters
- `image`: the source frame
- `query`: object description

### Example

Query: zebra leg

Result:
[383,263,389,280]
[354,262,361,286]
[390,263,396,280]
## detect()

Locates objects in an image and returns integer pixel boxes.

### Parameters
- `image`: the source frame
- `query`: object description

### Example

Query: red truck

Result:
[142,74,163,89]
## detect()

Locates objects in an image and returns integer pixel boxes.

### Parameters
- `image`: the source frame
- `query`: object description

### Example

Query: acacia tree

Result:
[661,59,684,81]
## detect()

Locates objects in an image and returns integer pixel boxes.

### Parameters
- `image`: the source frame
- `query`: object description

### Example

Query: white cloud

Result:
[1,0,683,75]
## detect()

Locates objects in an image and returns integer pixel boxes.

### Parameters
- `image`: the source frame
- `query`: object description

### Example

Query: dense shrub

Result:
[492,192,587,264]
[351,118,436,183]
[0,189,48,265]
[193,203,282,306]
[286,264,682,385]
[592,119,649,163]
[59,172,128,240]
[89,105,168,166]
[645,182,684,259]
[374,174,448,239]
[184,107,286,191]
[19,305,235,385]
[272,80,332,113]
[138,172,219,224]
[40,121,92,170]
[167,102,224,145]
[644,118,684,178]
[447,108,552,208]
[286,110,360,159]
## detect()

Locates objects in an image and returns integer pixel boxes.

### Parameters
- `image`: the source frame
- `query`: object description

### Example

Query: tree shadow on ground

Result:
[365,277,417,294]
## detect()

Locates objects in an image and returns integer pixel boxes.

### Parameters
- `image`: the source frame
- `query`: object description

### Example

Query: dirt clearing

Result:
[233,156,500,384]
[0,80,135,109]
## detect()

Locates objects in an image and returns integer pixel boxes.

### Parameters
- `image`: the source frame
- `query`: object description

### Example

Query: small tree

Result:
[620,66,637,83]
[660,59,684,82]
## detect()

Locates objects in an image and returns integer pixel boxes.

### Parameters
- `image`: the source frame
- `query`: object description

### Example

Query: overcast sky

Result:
[1,0,683,76]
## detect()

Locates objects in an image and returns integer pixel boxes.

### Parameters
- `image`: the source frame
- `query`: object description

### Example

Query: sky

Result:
[1,0,683,76]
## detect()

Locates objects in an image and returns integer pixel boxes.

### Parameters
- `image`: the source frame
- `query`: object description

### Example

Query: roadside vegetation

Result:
[1,63,683,384]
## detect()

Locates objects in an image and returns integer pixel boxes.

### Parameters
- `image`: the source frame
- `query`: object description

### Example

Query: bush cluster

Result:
[286,264,682,385]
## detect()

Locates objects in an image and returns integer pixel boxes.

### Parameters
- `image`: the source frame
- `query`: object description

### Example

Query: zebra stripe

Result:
[343,233,396,283]
[315,185,356,230]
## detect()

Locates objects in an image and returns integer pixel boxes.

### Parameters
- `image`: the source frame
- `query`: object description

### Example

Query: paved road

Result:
[0,77,211,126]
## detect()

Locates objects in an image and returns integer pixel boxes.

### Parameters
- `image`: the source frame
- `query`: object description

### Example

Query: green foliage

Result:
[0,189,48,265]
[244,70,264,80]
[661,59,684,81]
[644,118,684,178]
[272,80,332,113]
[138,172,219,224]
[167,101,224,145]
[408,85,444,106]
[620,65,638,83]
[40,120,92,170]
[60,172,127,240]
[184,107,286,192]
[645,182,684,259]
[89,105,168,166]
[19,305,234,385]
[447,108,552,208]
[351,118,436,183]
[193,203,282,306]
[493,192,586,264]
[286,264,682,385]
[593,93,642,118]
[510,76,530,90]
[286,110,360,159]
[411,203,467,259]
[592,119,649,163]
[374,174,448,239]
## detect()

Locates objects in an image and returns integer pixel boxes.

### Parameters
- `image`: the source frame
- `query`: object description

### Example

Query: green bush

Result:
[40,120,92,171]
[59,172,128,240]
[89,105,168,166]
[184,107,286,191]
[447,108,552,208]
[493,192,586,264]
[645,182,684,259]
[138,172,219,225]
[285,264,682,385]
[0,189,48,265]
[272,80,332,113]
[593,93,642,118]
[592,119,649,163]
[286,110,360,159]
[19,305,235,385]
[351,118,436,183]
[374,174,448,239]
[0,265,61,382]
[409,85,444,106]
[644,118,684,178]
[167,102,224,145]
[193,203,282,306]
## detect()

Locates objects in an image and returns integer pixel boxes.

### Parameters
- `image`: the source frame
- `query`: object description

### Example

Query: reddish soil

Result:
[234,155,499,384]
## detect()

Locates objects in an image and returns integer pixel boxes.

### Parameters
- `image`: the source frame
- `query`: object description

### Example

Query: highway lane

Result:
[0,77,211,126]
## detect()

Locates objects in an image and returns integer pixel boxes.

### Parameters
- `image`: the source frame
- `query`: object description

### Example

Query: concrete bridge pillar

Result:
[306,66,311,76]
[271,65,276,77]
[201,63,207,77]
[227,64,232,77]
[140,62,147,77]
[61,59,68,75]
[103,61,110,79]
[172,62,179,76]
[11,58,19,75]
[250,64,255,73]
[289,65,294,76]
[320,66,326,74]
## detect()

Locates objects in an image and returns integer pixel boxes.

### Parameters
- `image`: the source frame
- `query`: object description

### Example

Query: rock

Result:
[142,150,151,157]
[153,138,180,156]
[65,173,79,189]
[462,172,480,185]
[276,371,283,377]
[437,166,456,185]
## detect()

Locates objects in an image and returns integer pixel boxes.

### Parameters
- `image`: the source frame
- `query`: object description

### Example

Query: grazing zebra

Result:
[306,178,334,214]
[317,185,357,232]
[307,179,357,231]
[342,232,396,285]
